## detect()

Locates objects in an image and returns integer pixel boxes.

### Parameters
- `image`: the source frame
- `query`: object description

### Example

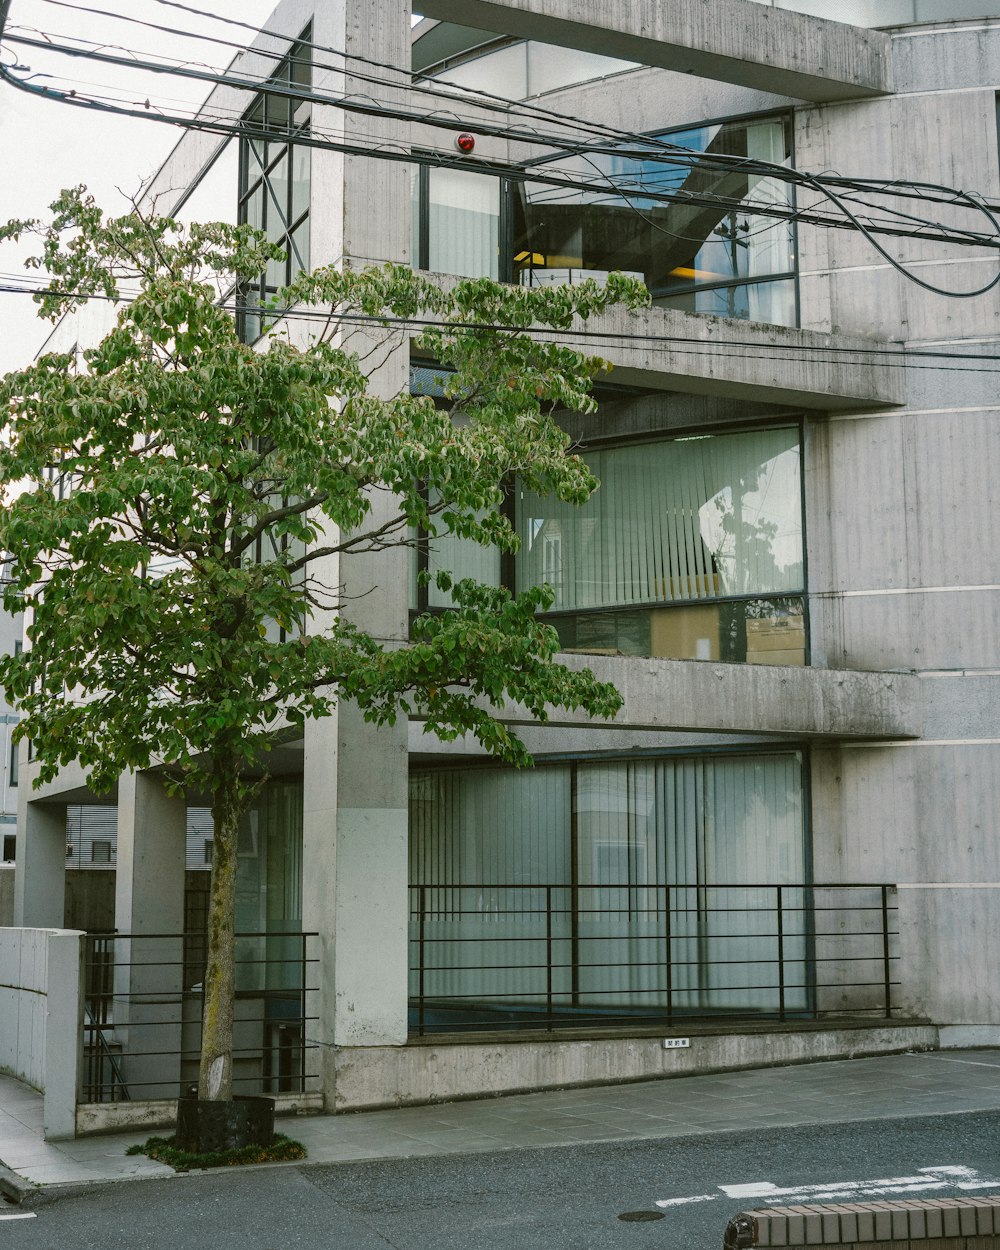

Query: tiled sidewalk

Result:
[2,1049,1000,1191]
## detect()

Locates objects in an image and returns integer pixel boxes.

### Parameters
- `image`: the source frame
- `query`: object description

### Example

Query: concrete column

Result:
[112,771,187,1100]
[13,795,67,928]
[114,771,187,937]
[43,930,84,1140]
[301,0,412,1092]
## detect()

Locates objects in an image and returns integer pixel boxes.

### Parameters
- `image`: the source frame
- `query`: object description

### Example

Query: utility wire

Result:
[4,5,1000,298]
[8,16,1000,242]
[5,277,1000,375]
[5,27,1000,275]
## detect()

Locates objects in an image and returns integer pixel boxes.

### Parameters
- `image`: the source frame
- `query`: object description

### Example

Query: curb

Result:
[0,1161,40,1208]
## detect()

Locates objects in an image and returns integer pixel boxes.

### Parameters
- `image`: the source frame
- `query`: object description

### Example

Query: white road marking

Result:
[656,1165,1000,1211]
[654,1195,719,1208]
[0,1212,37,1221]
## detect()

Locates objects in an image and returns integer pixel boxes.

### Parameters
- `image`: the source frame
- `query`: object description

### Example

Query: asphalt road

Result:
[4,1110,1000,1250]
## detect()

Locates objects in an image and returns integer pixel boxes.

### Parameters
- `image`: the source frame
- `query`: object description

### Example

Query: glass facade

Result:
[238,33,312,341]
[515,425,805,664]
[512,115,796,325]
[412,114,797,328]
[413,424,806,666]
[409,751,808,1028]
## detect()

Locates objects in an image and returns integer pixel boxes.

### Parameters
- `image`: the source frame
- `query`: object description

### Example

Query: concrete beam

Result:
[479,657,923,741]
[415,0,892,103]
[565,301,904,412]
[428,274,902,411]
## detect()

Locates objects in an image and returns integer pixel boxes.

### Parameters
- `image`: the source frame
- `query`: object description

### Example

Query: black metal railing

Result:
[408,882,898,1037]
[81,931,319,1104]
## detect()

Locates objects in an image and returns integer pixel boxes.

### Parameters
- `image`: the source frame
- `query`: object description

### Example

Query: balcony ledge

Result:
[415,0,892,103]
[495,654,923,741]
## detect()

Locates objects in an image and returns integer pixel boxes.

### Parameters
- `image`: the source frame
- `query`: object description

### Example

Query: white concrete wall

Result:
[0,927,48,1091]
[0,927,83,1138]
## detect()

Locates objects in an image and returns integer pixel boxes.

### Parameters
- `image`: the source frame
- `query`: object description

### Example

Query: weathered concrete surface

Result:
[75,1090,324,1137]
[330,1024,936,1111]
[463,655,923,741]
[568,301,903,410]
[416,0,892,102]
[0,865,12,927]
[429,276,903,410]
[0,927,84,1140]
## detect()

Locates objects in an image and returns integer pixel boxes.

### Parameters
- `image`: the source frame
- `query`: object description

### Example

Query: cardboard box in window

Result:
[746,615,805,665]
[655,574,720,601]
[650,603,721,661]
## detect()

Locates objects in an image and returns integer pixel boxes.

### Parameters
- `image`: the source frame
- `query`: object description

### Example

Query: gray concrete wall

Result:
[416,0,892,101]
[790,22,1000,1027]
[331,1024,937,1111]
[0,927,83,1139]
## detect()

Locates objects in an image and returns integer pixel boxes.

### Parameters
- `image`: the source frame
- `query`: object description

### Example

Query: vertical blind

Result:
[516,426,803,609]
[426,168,500,279]
[410,753,806,1015]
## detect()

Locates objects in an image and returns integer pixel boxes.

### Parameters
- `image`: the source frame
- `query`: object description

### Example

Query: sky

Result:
[0,0,280,374]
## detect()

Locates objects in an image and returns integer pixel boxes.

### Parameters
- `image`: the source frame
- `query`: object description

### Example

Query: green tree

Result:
[0,188,646,1110]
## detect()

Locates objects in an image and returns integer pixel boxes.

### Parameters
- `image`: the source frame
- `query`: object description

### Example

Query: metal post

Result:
[418,885,427,1038]
[665,884,673,1025]
[300,932,307,1094]
[546,885,553,1032]
[776,885,786,1022]
[881,885,892,1017]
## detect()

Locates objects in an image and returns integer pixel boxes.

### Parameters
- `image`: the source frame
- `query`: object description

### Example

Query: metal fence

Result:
[408,882,898,1036]
[81,931,319,1104]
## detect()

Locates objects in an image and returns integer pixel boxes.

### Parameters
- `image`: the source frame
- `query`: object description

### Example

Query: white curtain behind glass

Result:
[409,767,571,1005]
[427,169,500,279]
[573,754,805,1012]
[744,120,795,323]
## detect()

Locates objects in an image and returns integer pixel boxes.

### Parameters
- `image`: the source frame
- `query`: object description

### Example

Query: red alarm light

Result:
[456,132,476,153]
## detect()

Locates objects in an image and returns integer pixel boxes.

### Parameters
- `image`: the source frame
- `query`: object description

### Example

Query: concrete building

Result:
[4,0,1000,1135]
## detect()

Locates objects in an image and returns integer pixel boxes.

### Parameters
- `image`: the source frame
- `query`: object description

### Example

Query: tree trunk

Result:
[198,754,242,1102]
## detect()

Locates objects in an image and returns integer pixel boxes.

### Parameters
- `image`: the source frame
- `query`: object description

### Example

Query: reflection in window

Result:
[238,31,311,341]
[515,426,806,664]
[408,425,805,664]
[513,115,796,326]
[408,751,807,1027]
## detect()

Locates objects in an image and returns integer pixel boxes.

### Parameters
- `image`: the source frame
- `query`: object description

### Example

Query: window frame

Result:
[237,27,313,342]
[412,108,799,329]
[409,415,810,665]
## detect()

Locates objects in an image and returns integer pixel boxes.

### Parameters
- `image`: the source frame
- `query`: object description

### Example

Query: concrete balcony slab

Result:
[416,0,892,103]
[426,274,902,411]
[562,302,904,412]
[493,655,922,741]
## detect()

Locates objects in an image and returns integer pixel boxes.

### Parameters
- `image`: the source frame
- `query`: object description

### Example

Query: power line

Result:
[7,15,1000,260]
[5,30,1000,277]
[5,276,1000,375]
[4,4,1000,301]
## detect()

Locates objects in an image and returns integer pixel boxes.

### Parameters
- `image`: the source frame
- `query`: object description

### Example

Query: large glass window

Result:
[412,114,796,325]
[513,115,796,325]
[410,424,806,665]
[409,752,808,1030]
[516,425,805,664]
[238,32,312,341]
